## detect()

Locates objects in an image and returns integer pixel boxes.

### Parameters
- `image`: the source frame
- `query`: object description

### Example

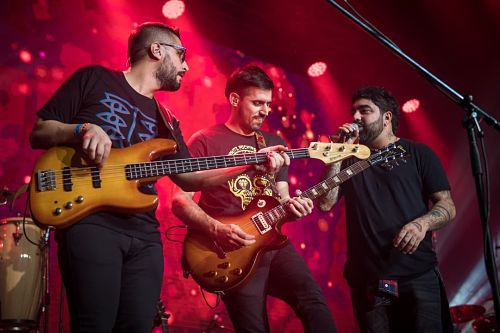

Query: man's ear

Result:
[384,111,392,126]
[149,43,161,60]
[229,92,239,106]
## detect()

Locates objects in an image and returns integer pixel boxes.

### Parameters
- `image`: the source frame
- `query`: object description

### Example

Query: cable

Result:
[164,225,187,244]
[343,0,400,50]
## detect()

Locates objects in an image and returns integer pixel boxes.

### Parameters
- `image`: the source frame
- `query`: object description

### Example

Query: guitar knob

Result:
[338,146,345,152]
[232,268,243,276]
[53,208,62,216]
[204,271,218,278]
[75,195,84,203]
[352,146,359,152]
[64,202,73,209]
[216,276,229,284]
[218,262,231,269]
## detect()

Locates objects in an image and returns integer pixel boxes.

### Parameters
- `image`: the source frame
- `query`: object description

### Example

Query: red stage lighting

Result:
[402,98,421,113]
[19,50,32,63]
[162,0,185,19]
[307,61,327,77]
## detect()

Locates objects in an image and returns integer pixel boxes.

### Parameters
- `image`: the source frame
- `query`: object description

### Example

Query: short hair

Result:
[352,86,400,133]
[224,65,274,99]
[128,22,180,65]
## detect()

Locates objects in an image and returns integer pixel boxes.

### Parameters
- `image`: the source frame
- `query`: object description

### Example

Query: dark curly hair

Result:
[352,86,400,133]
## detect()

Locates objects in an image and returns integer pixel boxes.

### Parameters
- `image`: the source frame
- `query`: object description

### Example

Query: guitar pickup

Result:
[251,212,271,234]
[91,166,101,188]
[62,167,73,192]
[35,170,56,192]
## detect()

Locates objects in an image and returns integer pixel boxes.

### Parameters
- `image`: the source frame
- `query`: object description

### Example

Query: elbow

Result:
[449,201,457,222]
[29,132,46,149]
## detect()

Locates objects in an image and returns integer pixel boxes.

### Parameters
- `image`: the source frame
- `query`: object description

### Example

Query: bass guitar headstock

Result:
[307,142,370,164]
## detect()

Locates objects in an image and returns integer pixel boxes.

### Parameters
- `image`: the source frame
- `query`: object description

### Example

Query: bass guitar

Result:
[29,138,370,228]
[181,143,407,294]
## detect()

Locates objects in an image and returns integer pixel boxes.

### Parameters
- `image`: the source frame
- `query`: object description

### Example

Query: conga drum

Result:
[0,217,44,331]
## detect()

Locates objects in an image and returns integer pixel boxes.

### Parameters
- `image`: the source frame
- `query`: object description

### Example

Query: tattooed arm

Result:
[393,190,456,254]
[317,162,342,212]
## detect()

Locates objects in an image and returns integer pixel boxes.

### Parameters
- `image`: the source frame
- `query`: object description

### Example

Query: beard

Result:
[359,114,384,144]
[155,56,182,91]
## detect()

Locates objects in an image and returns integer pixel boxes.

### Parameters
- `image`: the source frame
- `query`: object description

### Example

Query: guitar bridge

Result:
[251,212,271,234]
[35,170,56,192]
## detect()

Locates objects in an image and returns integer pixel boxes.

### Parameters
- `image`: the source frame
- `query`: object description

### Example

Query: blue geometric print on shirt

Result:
[99,92,157,147]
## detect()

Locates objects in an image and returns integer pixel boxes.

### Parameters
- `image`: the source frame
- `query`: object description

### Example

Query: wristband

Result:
[74,124,83,136]
[74,123,90,137]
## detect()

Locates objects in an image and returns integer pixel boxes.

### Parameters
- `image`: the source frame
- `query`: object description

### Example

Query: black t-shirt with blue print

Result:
[37,65,190,242]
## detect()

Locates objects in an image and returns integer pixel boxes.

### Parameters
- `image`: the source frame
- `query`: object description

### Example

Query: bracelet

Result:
[74,123,90,137]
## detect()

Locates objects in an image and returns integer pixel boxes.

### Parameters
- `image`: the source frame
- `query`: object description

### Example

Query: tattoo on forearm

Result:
[426,203,452,230]
[318,163,341,210]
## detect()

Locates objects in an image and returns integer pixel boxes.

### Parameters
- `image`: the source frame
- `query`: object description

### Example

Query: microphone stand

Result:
[325,0,500,330]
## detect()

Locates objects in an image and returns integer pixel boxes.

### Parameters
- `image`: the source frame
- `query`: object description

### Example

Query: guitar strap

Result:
[254,131,280,199]
[154,97,177,138]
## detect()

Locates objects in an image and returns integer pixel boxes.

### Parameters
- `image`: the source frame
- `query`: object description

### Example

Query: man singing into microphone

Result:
[318,86,456,333]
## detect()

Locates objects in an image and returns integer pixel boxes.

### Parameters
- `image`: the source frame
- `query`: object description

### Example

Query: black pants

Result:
[57,224,163,333]
[222,243,337,333]
[349,268,453,333]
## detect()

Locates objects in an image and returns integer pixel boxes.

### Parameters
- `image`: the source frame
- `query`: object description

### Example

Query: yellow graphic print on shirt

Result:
[227,145,274,210]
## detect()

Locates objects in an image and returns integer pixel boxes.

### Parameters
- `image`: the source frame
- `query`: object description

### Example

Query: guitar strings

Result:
[235,160,371,231]
[36,149,314,187]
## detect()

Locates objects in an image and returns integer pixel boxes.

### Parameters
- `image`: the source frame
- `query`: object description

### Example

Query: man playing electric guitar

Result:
[172,65,337,333]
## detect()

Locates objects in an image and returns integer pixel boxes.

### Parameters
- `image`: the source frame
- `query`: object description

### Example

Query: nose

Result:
[183,60,189,72]
[352,110,362,121]
[260,104,271,116]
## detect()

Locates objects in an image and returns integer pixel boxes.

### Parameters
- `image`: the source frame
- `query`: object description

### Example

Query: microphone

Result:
[339,122,362,140]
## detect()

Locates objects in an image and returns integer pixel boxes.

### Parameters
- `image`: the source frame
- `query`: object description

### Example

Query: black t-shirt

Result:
[37,65,191,242]
[188,124,288,217]
[341,138,450,282]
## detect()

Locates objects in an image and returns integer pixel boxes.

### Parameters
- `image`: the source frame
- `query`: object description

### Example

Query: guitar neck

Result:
[125,148,311,180]
[261,159,371,226]
[300,159,370,201]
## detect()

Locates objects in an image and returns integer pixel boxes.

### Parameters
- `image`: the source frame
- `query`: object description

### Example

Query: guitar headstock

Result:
[307,142,370,164]
[368,143,409,168]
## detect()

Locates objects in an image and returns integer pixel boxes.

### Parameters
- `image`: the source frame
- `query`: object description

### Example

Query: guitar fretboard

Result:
[257,160,371,227]
[125,149,311,180]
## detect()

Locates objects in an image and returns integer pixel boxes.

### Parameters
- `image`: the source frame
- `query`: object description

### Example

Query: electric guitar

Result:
[29,138,370,229]
[181,144,407,294]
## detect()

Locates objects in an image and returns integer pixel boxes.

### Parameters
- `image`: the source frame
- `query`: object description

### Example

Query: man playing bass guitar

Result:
[29,23,288,333]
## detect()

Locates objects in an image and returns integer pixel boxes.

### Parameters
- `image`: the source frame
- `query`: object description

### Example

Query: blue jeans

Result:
[57,224,163,333]
[349,268,453,333]
[222,243,336,333]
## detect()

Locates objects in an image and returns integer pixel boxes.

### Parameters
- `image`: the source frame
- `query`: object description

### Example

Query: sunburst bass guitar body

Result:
[29,139,177,229]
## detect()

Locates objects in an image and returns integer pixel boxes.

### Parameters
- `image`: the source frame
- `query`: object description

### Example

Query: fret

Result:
[125,147,336,180]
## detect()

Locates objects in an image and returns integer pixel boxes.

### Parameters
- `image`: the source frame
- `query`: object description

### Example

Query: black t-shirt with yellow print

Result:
[188,124,288,217]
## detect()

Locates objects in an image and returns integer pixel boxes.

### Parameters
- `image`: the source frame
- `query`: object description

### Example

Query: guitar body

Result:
[182,195,288,294]
[29,139,177,229]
